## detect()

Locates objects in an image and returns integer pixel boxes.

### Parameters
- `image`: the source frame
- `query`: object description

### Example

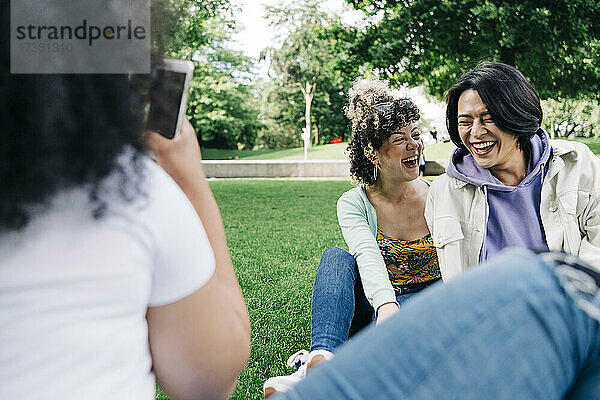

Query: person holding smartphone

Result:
[0,4,250,399]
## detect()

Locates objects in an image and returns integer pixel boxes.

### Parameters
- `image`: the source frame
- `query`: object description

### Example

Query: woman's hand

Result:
[376,302,399,325]
[147,118,203,186]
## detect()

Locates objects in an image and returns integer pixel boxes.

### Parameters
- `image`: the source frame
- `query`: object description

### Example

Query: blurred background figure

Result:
[0,3,250,399]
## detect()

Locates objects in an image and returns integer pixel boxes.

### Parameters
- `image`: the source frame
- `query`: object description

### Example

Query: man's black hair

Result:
[446,62,543,154]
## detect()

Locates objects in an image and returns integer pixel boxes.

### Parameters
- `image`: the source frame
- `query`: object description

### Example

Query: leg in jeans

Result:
[395,291,416,307]
[347,268,374,338]
[311,247,374,352]
[278,249,600,400]
[263,247,373,397]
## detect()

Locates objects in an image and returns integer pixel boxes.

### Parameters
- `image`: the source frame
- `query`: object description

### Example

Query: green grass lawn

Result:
[156,179,354,400]
[567,137,600,155]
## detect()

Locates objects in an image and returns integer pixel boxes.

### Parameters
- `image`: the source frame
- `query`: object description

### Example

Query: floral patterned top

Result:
[376,227,441,292]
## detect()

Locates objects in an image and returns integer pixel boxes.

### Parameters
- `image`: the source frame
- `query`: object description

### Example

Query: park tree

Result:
[311,68,352,143]
[254,80,305,149]
[258,68,351,148]
[152,0,232,52]
[542,97,600,138]
[262,0,346,146]
[343,0,600,99]
[159,0,263,149]
[186,34,263,149]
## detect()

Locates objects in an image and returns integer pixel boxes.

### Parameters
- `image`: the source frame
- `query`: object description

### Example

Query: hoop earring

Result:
[373,164,378,181]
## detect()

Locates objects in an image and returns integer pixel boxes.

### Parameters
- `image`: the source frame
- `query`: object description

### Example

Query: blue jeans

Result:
[279,249,600,399]
[310,247,424,353]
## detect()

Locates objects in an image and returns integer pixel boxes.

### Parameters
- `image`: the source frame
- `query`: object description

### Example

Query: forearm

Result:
[338,197,396,310]
[350,245,397,309]
[148,120,250,366]
[149,122,245,297]
[376,302,399,324]
[168,163,233,278]
[171,162,250,332]
[148,275,251,400]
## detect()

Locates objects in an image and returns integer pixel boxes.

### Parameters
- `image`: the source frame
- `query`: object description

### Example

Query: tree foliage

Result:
[262,1,352,147]
[187,43,263,149]
[542,98,600,138]
[258,68,351,148]
[344,0,600,99]
[262,1,326,146]
[152,0,231,53]
[162,0,262,149]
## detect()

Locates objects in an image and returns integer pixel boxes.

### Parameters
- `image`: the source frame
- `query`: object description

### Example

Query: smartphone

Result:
[146,59,194,139]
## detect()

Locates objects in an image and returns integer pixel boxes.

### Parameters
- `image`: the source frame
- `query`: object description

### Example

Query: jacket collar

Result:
[549,139,578,159]
[545,139,579,182]
[451,177,470,189]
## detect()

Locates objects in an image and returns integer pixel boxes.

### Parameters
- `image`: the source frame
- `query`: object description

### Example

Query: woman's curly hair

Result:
[0,4,151,231]
[345,78,420,186]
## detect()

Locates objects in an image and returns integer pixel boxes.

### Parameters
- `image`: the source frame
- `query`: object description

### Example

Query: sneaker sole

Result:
[263,387,278,399]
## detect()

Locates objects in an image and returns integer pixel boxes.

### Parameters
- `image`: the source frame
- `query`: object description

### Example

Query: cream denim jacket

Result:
[425,139,600,280]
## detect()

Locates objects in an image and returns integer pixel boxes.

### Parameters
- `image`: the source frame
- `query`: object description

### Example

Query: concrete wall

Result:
[201,159,448,178]
[424,159,448,176]
[202,160,350,178]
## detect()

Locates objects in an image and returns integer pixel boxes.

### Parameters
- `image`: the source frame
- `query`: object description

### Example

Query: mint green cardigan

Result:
[337,180,431,311]
[336,186,396,311]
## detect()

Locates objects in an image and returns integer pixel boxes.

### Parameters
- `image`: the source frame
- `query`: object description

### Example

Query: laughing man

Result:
[425,62,600,279]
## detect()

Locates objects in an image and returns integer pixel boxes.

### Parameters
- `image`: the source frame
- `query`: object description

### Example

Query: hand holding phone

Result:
[146,59,194,139]
[148,117,203,183]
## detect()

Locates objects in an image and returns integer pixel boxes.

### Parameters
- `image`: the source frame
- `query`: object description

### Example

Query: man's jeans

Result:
[310,247,418,352]
[281,249,600,399]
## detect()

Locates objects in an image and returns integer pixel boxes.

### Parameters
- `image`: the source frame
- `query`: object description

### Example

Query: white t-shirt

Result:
[0,155,215,399]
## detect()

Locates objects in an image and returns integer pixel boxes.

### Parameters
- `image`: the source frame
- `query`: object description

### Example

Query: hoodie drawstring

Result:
[480,185,489,262]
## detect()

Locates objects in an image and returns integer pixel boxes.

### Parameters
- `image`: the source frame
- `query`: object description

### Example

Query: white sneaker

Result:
[263,349,334,398]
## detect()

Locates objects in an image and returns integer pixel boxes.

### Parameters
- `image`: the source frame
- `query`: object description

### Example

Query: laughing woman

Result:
[263,79,441,397]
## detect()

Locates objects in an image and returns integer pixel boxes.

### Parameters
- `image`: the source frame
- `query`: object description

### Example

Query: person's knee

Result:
[321,246,354,264]
[482,249,552,285]
[318,247,356,276]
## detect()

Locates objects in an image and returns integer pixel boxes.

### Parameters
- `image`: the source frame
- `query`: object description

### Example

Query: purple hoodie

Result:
[447,129,552,261]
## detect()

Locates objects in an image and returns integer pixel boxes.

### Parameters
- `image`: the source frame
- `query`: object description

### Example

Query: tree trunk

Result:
[314,120,319,146]
[568,124,578,137]
[300,80,314,148]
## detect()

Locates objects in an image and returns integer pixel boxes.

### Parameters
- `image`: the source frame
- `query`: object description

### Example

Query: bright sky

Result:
[229,0,359,60]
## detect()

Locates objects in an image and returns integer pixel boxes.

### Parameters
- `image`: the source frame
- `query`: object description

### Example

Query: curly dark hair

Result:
[0,4,152,231]
[345,78,420,186]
